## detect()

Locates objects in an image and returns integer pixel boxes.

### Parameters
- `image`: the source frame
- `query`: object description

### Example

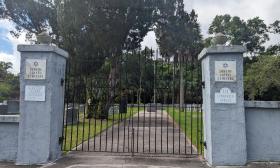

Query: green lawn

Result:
[62,107,141,151]
[166,107,204,154]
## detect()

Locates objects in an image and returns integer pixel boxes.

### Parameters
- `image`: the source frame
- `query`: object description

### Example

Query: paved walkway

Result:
[77,110,196,155]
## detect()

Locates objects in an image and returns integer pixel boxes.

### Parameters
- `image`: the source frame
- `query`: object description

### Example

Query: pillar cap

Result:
[18,44,69,59]
[198,45,246,61]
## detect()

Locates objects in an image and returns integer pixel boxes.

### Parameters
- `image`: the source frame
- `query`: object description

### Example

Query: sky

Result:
[1,0,280,73]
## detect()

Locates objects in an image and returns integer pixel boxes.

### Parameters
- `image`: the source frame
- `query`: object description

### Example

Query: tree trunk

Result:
[179,53,184,109]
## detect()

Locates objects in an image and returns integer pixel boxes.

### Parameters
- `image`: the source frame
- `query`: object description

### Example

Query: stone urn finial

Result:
[211,33,228,46]
[36,31,52,45]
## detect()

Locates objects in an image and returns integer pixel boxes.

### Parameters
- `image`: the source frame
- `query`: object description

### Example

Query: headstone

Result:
[0,105,8,115]
[7,100,20,114]
[146,103,162,112]
[79,104,85,112]
[66,107,78,124]
[108,105,119,115]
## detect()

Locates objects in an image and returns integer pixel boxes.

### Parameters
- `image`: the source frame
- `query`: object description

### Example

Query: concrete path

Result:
[77,110,196,155]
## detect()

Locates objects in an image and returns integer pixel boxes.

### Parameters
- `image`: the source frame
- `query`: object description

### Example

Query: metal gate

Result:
[61,49,203,156]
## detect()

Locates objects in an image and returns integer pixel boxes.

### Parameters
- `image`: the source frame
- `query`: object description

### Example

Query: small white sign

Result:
[215,61,236,82]
[25,59,46,80]
[215,88,236,104]
[24,85,46,102]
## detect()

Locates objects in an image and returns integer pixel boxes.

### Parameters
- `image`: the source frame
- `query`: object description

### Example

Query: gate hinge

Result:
[59,136,64,144]
[203,141,207,149]
[201,81,205,89]
[61,78,64,86]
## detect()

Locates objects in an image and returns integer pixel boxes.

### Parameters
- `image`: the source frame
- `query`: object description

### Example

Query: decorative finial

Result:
[36,31,52,45]
[211,33,228,46]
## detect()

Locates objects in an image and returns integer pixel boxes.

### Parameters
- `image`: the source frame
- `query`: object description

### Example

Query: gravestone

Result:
[146,103,162,112]
[7,100,19,114]
[0,105,8,115]
[66,107,78,124]
[108,105,119,115]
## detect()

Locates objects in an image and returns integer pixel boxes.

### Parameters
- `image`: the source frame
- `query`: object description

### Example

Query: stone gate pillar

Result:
[198,45,247,166]
[16,45,68,165]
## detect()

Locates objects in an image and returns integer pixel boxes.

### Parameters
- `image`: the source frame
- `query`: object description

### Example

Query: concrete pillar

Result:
[16,45,68,165]
[198,45,247,166]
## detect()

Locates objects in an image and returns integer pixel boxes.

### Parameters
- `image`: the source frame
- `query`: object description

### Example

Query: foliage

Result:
[208,14,269,54]
[0,0,58,40]
[263,45,280,56]
[269,20,280,34]
[0,62,19,101]
[244,55,280,100]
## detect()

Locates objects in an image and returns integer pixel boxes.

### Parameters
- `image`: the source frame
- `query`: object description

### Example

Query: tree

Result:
[155,1,203,107]
[0,62,19,102]
[0,0,58,41]
[208,15,269,55]
[269,20,280,34]
[263,45,280,56]
[244,55,280,100]
[1,0,160,118]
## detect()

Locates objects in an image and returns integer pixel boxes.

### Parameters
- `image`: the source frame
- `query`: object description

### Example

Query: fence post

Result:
[198,45,247,166]
[16,45,68,165]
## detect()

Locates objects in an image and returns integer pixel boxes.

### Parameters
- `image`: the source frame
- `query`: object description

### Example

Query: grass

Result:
[62,107,141,151]
[166,107,204,154]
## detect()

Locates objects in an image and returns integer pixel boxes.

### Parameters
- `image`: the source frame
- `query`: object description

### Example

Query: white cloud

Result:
[0,19,29,74]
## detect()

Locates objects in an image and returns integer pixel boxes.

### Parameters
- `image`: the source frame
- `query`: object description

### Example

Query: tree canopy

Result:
[244,55,280,101]
[0,62,19,101]
[207,14,269,54]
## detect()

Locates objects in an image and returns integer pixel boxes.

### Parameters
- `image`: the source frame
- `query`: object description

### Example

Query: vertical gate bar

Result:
[99,116,103,151]
[131,88,135,152]
[89,78,94,151]
[178,54,181,155]
[172,58,175,154]
[123,51,128,153]
[81,74,88,151]
[63,61,70,151]
[184,101,187,154]
[190,54,194,155]
[111,85,115,152]
[105,104,109,152]
[198,62,203,155]
[61,61,67,151]
[200,104,203,155]
[126,54,130,153]
[148,49,152,153]
[105,54,109,152]
[184,55,189,155]
[166,57,170,154]
[142,48,147,153]
[110,52,115,152]
[196,59,200,154]
[160,55,164,154]
[132,128,135,156]
[70,63,77,151]
[154,49,158,153]
[137,49,140,153]
[123,111,126,152]
[75,71,82,151]
[117,53,121,153]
